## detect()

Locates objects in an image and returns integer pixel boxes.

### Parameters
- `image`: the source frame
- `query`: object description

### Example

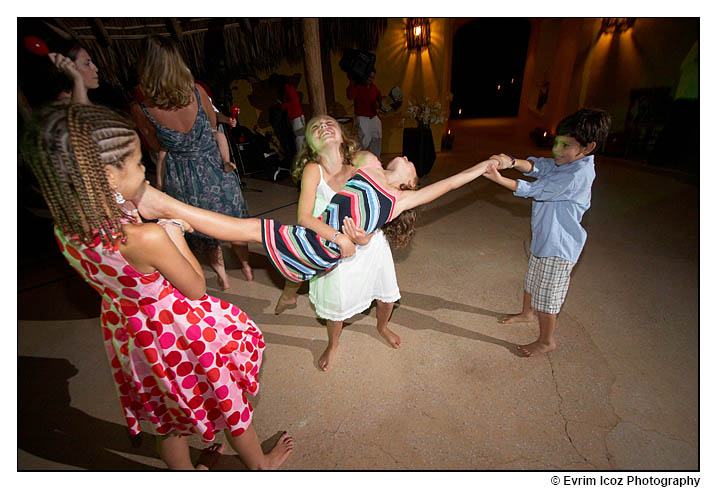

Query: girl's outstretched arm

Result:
[393,159,498,215]
[133,182,263,243]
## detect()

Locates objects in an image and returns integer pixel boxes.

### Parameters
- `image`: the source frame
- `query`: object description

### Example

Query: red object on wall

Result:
[24,36,49,56]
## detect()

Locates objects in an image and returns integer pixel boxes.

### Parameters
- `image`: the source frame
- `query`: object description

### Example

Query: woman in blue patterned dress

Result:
[137,36,253,290]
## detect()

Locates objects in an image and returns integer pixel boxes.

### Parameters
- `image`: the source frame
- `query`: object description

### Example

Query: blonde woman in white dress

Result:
[274,115,401,371]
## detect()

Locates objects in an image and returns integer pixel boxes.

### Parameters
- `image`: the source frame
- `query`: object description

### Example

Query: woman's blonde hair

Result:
[21,104,138,249]
[139,36,195,110]
[291,116,359,183]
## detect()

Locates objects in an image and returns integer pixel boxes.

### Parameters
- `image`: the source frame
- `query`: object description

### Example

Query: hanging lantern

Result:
[406,18,431,50]
[600,18,636,35]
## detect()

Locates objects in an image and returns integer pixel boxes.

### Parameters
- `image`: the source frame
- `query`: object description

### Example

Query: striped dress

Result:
[262,162,399,283]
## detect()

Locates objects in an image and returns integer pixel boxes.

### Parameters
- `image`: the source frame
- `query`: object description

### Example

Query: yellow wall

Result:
[519,18,698,133]
[229,18,697,148]
[368,17,453,152]
[229,18,453,154]
[578,18,698,129]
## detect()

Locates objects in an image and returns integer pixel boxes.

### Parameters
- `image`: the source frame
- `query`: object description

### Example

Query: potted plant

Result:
[403,97,446,177]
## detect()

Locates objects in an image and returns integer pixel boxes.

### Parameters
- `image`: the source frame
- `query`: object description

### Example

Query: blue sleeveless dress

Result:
[261,161,400,283]
[141,86,249,252]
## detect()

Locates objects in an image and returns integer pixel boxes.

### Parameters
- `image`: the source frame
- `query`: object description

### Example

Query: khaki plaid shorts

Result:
[524,254,575,314]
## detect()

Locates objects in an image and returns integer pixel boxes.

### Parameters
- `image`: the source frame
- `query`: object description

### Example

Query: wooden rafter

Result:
[52,18,81,42]
[167,18,183,42]
[92,18,112,46]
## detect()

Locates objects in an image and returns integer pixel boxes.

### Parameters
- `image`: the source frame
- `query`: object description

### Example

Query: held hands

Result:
[490,153,514,170]
[342,216,372,246]
[483,164,502,181]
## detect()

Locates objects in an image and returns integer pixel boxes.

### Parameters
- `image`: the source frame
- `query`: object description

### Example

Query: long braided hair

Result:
[291,115,359,183]
[21,103,139,249]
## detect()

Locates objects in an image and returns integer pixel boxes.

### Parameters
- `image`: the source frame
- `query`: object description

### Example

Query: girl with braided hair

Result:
[21,103,294,470]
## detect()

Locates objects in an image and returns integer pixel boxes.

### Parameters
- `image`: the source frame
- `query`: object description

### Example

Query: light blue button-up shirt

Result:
[514,155,595,263]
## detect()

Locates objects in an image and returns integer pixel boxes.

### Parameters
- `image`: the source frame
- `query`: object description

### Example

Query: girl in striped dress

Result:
[133,135,499,286]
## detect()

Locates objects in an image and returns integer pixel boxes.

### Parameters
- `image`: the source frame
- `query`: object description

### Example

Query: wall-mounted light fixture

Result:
[600,18,636,35]
[406,18,430,50]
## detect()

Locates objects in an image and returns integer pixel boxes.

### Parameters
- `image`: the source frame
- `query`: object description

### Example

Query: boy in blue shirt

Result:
[484,109,611,357]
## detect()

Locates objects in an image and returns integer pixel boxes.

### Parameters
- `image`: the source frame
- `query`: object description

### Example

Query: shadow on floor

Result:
[17,355,261,471]
[18,355,160,470]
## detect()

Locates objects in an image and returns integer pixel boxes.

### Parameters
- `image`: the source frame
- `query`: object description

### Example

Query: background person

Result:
[136,36,253,290]
[346,70,383,158]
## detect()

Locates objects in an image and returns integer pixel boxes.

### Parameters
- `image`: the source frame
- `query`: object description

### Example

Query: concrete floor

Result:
[17,119,699,472]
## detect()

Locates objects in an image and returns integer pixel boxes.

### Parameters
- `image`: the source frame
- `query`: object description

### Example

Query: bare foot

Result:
[261,432,294,470]
[318,345,338,371]
[216,274,230,291]
[516,340,556,357]
[195,443,224,470]
[274,294,297,314]
[241,263,254,282]
[499,312,534,324]
[377,326,401,348]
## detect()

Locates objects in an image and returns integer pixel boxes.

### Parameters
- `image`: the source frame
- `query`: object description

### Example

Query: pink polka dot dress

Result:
[54,227,264,442]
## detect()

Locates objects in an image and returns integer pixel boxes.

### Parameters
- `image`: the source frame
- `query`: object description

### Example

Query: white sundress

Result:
[308,165,401,322]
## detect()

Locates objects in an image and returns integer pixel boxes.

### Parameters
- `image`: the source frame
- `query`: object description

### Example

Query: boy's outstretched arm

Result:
[484,153,537,192]
[492,153,534,173]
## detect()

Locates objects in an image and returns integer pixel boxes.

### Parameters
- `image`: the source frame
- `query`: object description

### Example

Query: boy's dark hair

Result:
[556,108,611,149]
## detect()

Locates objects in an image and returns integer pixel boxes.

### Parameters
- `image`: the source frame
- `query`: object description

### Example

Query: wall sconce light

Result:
[600,18,635,35]
[406,18,430,50]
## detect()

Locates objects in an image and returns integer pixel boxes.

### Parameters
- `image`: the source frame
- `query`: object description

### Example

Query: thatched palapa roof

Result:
[30,17,388,89]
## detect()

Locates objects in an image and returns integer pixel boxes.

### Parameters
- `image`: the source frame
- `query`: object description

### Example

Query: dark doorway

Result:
[450,18,530,118]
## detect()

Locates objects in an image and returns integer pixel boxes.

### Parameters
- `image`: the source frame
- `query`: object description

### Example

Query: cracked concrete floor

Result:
[17,119,699,471]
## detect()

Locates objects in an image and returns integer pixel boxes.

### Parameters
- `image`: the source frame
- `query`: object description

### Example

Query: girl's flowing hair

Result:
[21,103,138,249]
[291,116,359,183]
[139,36,195,110]
[382,179,420,248]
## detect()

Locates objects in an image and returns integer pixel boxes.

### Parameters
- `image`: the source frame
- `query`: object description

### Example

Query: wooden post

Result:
[301,18,327,117]
[321,41,336,115]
